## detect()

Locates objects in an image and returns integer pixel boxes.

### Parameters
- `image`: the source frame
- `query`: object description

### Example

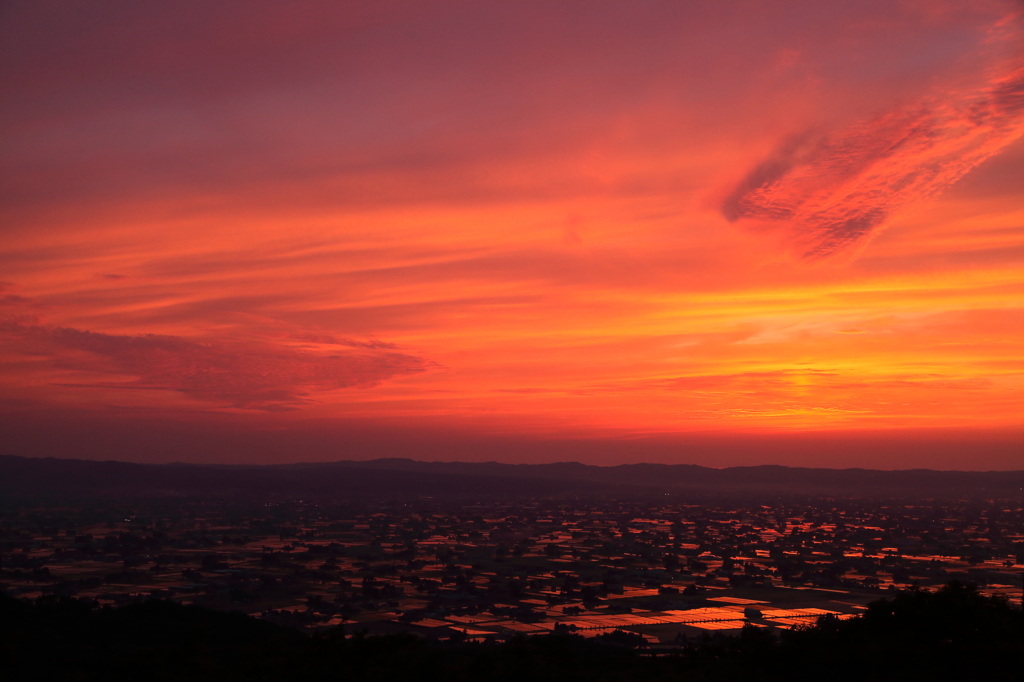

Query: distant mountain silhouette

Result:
[320,458,1024,496]
[1,454,1022,501]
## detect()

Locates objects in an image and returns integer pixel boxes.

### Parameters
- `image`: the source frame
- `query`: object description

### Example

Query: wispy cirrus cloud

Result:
[724,20,1024,258]
[0,318,429,410]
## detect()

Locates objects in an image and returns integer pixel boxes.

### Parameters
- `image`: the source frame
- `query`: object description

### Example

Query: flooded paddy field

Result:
[3,495,1022,646]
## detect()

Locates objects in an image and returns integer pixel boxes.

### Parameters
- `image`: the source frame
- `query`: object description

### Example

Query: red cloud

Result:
[724,36,1024,257]
[0,319,429,411]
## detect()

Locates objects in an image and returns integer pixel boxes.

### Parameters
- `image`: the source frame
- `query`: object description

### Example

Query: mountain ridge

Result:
[2,454,1022,500]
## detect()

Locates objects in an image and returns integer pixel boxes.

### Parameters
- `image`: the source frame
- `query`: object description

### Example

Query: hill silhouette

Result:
[2,582,1021,681]
[1,454,1023,501]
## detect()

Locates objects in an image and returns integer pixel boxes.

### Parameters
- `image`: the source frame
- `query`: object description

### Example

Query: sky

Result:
[1,0,1023,469]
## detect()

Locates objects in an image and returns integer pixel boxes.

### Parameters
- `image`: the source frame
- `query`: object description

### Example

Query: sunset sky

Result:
[2,1,1022,469]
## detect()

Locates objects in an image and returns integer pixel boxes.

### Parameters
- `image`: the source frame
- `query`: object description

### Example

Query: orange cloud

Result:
[0,317,429,411]
[724,30,1024,257]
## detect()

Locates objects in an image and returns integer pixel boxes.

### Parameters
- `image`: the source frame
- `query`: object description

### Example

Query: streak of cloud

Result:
[0,318,429,410]
[724,22,1024,257]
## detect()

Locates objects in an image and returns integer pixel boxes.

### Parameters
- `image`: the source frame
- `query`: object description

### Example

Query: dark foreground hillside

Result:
[2,582,1021,681]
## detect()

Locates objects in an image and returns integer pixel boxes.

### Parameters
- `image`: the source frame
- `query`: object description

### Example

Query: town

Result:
[3,495,1022,649]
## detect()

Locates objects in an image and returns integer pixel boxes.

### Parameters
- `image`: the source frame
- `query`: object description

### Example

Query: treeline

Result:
[1,582,1021,681]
